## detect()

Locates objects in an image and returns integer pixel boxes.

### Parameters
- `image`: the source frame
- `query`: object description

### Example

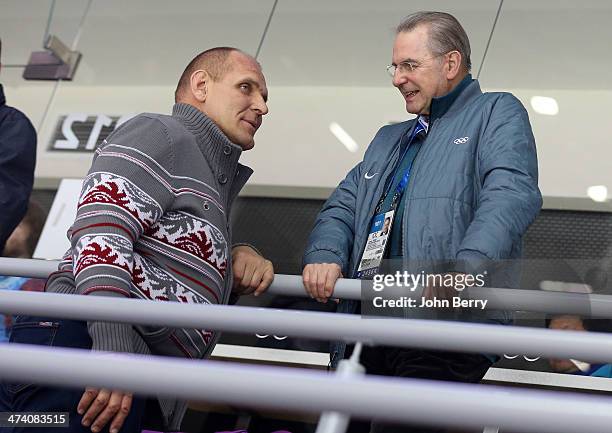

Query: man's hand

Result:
[232,245,274,296]
[302,263,342,303]
[78,387,132,433]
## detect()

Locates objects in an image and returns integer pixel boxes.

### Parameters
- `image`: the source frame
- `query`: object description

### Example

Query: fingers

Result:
[239,260,265,296]
[79,388,132,433]
[241,259,273,296]
[80,388,110,429]
[315,266,327,301]
[90,390,123,433]
[242,264,263,295]
[302,263,342,302]
[303,265,313,297]
[254,264,274,297]
[109,393,133,433]
[232,245,274,296]
[303,264,323,300]
[324,269,337,299]
[240,261,256,294]
[78,387,98,417]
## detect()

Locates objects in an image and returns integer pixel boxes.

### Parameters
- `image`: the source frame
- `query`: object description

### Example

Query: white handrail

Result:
[1,289,612,363]
[1,257,611,318]
[0,343,611,433]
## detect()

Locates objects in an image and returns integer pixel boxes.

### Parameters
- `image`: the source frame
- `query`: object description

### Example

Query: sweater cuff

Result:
[85,290,134,353]
[88,321,135,353]
[232,243,262,257]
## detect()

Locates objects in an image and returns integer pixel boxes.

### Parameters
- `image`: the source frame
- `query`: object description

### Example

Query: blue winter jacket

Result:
[304,78,542,358]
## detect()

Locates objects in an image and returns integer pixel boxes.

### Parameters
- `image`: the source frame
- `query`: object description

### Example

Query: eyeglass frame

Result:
[386,51,455,78]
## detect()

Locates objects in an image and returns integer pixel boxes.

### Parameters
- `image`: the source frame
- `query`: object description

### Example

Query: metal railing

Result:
[2,257,612,318]
[2,257,612,433]
[2,289,612,363]
[1,343,612,433]
[0,257,57,279]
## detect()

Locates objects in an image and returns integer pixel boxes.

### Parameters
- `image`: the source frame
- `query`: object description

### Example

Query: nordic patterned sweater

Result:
[45,103,251,411]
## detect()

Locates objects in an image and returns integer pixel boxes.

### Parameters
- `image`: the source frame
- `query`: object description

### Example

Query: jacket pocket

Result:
[5,317,60,395]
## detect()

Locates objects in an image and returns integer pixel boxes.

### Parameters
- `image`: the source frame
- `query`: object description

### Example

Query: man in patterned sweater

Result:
[0,47,273,432]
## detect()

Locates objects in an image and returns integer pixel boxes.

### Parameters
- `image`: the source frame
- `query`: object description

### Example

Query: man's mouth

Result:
[403,90,419,100]
[242,119,259,132]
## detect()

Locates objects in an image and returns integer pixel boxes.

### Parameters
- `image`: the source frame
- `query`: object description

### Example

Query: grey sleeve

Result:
[88,321,135,353]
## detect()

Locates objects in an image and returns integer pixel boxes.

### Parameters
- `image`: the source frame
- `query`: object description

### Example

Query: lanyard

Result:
[390,157,417,208]
[375,117,428,213]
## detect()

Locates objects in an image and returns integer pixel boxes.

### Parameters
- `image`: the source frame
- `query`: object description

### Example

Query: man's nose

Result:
[253,94,269,115]
[392,70,407,88]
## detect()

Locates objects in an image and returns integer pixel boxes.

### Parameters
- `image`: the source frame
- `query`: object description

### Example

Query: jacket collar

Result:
[0,84,6,106]
[392,75,482,151]
[172,102,252,205]
[429,74,481,122]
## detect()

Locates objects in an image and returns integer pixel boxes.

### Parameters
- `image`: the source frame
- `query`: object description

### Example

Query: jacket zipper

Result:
[401,120,433,258]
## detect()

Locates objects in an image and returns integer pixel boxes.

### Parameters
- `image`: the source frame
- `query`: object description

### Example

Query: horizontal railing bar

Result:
[1,290,612,363]
[1,343,611,433]
[2,258,611,318]
[272,274,612,318]
[0,257,59,278]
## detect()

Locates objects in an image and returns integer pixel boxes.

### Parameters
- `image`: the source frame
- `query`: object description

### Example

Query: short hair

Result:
[396,11,472,73]
[175,47,242,102]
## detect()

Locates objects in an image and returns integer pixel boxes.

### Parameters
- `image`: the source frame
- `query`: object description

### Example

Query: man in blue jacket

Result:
[0,38,37,253]
[303,11,542,433]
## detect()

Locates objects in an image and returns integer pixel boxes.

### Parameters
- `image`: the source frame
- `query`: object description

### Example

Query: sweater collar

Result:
[429,74,481,122]
[172,102,252,204]
[0,84,6,106]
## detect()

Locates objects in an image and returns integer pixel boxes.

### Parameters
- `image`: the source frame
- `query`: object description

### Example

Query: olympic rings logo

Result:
[453,137,469,144]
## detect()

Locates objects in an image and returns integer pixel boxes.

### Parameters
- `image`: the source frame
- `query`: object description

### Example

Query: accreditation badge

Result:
[356,210,395,279]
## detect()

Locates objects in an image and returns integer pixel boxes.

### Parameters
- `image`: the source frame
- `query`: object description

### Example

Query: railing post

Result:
[315,343,365,433]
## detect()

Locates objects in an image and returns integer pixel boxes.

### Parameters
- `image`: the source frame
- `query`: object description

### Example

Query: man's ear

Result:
[446,51,462,80]
[190,69,209,103]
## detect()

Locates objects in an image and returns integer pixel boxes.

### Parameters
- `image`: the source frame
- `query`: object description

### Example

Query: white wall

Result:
[2,0,611,201]
[4,80,610,199]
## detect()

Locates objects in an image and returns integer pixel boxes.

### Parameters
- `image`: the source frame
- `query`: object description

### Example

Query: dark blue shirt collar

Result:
[429,73,474,121]
[0,84,5,106]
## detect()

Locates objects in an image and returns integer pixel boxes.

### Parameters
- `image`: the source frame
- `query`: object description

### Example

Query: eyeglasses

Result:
[386,53,449,78]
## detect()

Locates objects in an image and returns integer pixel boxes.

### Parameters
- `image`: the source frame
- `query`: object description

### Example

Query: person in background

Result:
[0,199,47,341]
[3,198,46,259]
[0,38,37,254]
[547,314,612,377]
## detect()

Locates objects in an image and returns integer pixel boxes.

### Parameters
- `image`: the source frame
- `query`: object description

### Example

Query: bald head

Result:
[175,47,268,150]
[175,47,258,102]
